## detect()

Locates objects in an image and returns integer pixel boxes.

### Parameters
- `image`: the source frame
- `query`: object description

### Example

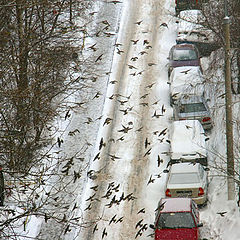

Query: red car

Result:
[168,43,201,78]
[150,198,203,240]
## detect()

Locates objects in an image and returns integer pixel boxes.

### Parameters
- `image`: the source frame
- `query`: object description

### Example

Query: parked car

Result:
[165,162,208,205]
[168,43,201,77]
[169,66,204,105]
[176,10,219,56]
[173,94,213,130]
[150,197,203,240]
[0,166,4,206]
[170,120,208,166]
[175,0,208,15]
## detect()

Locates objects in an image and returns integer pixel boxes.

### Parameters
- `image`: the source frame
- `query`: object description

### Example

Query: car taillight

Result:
[202,117,211,122]
[179,118,186,120]
[166,189,171,197]
[175,0,177,4]
[198,187,204,196]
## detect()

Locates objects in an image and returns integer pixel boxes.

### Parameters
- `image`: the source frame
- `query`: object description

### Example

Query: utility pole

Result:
[223,0,235,200]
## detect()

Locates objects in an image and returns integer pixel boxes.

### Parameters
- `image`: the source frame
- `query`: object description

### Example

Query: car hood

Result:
[155,227,198,240]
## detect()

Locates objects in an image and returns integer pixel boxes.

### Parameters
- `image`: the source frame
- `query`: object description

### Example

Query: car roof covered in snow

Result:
[169,162,201,174]
[170,66,204,97]
[159,197,192,213]
[170,120,207,158]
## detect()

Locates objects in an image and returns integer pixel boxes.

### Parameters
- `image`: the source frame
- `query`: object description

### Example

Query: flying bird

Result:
[148,63,156,66]
[93,224,98,233]
[137,208,145,214]
[109,0,122,4]
[118,124,133,133]
[102,228,107,239]
[139,51,148,55]
[116,216,124,223]
[95,54,103,62]
[64,110,71,120]
[135,219,143,229]
[143,39,149,45]
[99,137,106,150]
[180,69,191,74]
[103,117,113,126]
[93,152,100,161]
[217,211,227,217]
[131,56,138,61]
[155,201,166,212]
[88,43,97,51]
[108,154,121,161]
[57,137,63,147]
[135,20,143,25]
[159,22,168,28]
[109,214,117,225]
[159,127,167,137]
[145,138,150,149]
[152,110,163,118]
[144,148,152,157]
[117,48,124,55]
[161,104,166,114]
[131,39,139,45]
[147,174,155,185]
[127,64,137,69]
[140,93,149,99]
[157,155,163,167]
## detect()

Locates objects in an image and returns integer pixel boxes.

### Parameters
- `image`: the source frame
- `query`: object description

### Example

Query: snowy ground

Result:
[4,0,240,239]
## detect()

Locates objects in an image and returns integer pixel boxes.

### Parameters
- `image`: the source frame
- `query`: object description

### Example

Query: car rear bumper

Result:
[192,194,207,205]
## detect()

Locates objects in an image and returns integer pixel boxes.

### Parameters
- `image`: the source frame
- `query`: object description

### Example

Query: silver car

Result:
[165,162,208,205]
[173,95,213,130]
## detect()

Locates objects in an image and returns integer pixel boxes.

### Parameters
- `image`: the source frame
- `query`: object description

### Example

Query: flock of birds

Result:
[57,2,172,238]
[56,1,230,239]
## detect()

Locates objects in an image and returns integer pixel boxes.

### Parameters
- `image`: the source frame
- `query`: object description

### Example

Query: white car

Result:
[176,10,218,55]
[170,120,208,166]
[165,162,209,205]
[169,66,204,105]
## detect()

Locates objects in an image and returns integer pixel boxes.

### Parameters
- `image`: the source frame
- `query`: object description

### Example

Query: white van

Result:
[169,66,204,105]
[170,120,208,166]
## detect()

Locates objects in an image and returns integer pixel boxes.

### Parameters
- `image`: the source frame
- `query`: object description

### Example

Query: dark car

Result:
[175,0,208,15]
[168,44,201,78]
[0,166,4,206]
[173,95,213,130]
[150,197,203,240]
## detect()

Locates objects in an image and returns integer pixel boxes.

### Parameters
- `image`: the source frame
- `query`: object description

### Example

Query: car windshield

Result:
[172,49,197,61]
[169,173,200,184]
[180,103,206,113]
[157,212,196,229]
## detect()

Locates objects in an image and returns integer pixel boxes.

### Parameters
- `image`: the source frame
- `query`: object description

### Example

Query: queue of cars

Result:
[151,1,215,239]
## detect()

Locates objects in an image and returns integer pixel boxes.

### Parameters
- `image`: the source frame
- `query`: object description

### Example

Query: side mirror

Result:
[204,167,210,171]
[163,169,169,173]
[149,224,155,229]
[197,223,203,227]
[205,137,210,142]
[176,20,179,24]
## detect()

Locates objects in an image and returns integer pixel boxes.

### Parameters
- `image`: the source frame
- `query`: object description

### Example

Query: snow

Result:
[170,120,207,160]
[4,0,240,240]
[170,66,204,100]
